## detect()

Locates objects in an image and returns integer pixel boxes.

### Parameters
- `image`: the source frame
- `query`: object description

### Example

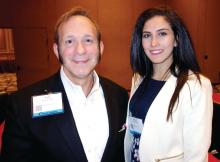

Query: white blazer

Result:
[124,72,213,162]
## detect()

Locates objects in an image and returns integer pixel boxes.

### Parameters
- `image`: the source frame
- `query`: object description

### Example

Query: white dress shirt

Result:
[60,67,109,162]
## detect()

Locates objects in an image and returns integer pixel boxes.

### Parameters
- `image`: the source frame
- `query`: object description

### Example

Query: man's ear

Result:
[53,43,59,59]
[100,41,104,56]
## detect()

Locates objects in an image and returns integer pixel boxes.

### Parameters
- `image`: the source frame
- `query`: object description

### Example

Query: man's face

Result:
[53,16,103,83]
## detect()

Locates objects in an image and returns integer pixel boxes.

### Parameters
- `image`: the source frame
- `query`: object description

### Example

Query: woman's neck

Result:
[152,66,171,81]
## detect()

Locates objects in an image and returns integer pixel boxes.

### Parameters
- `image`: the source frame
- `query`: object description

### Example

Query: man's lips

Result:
[73,58,89,64]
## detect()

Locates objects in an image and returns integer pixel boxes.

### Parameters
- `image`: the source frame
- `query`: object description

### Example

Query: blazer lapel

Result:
[47,72,88,162]
[99,77,121,160]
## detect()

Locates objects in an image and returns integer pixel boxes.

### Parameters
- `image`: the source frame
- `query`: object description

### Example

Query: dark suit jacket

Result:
[1,72,128,162]
[0,93,9,123]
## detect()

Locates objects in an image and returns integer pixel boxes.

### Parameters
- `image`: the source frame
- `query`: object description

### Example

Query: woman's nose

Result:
[151,37,159,47]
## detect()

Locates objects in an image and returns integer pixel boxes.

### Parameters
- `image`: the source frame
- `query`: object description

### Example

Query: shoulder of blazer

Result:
[130,73,144,96]
[99,76,128,93]
[185,73,212,96]
[8,71,64,120]
[11,71,62,99]
[99,76,129,108]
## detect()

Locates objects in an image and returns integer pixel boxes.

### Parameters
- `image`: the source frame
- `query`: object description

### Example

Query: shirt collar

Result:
[60,66,100,95]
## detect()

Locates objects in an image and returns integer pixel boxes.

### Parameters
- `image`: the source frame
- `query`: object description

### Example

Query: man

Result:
[2,7,128,162]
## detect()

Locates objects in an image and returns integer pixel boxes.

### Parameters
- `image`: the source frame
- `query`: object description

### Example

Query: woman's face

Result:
[142,16,177,69]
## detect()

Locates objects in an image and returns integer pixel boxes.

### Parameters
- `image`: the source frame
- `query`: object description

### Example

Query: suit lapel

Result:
[99,78,120,160]
[46,73,123,161]
[47,72,87,162]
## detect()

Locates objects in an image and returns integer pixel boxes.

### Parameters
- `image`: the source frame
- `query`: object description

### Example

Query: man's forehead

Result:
[61,15,96,30]
[58,15,99,40]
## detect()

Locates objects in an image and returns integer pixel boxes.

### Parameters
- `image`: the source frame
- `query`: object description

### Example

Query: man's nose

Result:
[76,42,86,54]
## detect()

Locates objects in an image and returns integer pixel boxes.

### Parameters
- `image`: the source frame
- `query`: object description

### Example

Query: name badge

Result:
[128,116,143,135]
[32,92,64,118]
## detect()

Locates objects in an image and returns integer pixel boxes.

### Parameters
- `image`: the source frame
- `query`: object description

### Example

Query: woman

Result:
[124,6,213,162]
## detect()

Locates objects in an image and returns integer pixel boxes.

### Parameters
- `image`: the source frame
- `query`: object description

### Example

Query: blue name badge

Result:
[32,92,64,118]
[128,116,143,135]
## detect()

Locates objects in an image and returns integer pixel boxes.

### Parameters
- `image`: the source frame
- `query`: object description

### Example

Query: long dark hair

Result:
[130,6,201,121]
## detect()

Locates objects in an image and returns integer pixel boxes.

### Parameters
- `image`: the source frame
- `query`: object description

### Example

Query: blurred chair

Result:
[0,93,9,153]
[0,93,8,124]
[209,93,220,161]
